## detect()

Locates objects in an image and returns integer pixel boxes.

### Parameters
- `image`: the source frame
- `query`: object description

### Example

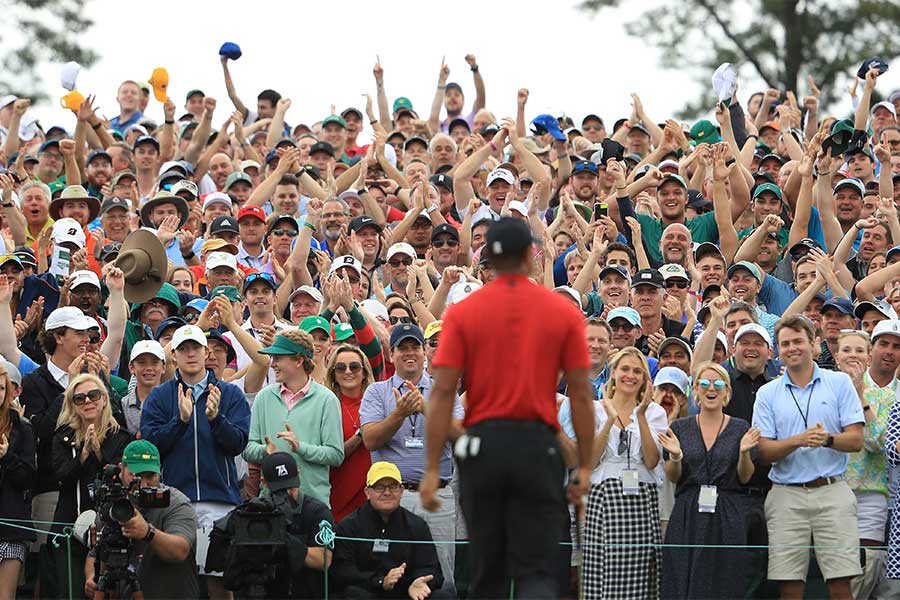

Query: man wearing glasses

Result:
[430,224,461,276]
[333,461,448,599]
[384,243,417,298]
[360,324,463,594]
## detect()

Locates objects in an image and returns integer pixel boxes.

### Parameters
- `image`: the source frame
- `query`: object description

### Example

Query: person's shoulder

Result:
[397,505,430,531]
[300,494,333,521]
[310,381,338,402]
[756,376,783,398]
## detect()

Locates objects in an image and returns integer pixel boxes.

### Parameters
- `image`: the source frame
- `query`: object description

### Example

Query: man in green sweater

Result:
[243,328,344,506]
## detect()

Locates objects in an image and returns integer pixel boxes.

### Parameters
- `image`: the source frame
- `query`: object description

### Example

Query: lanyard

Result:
[787,381,816,428]
[398,383,424,437]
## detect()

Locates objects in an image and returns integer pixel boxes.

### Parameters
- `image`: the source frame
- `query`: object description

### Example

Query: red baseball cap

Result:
[237,205,266,223]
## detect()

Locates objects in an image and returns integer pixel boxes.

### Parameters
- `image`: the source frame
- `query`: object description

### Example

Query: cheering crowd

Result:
[0,47,899,599]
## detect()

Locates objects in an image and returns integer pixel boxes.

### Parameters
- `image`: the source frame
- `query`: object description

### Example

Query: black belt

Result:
[402,479,449,492]
[739,487,767,497]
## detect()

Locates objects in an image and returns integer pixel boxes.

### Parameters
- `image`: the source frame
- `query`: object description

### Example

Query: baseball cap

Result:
[261,452,299,492]
[572,160,599,176]
[659,263,689,281]
[309,141,335,157]
[448,117,470,133]
[653,366,690,396]
[631,268,665,289]
[349,215,382,233]
[243,272,277,293]
[430,173,453,193]
[210,215,239,236]
[171,325,208,349]
[855,299,899,320]
[607,306,641,327]
[734,323,772,347]
[237,205,266,223]
[209,285,242,303]
[202,192,232,212]
[322,114,347,129]
[448,279,482,305]
[122,440,161,475]
[288,285,324,304]
[392,97,414,113]
[0,254,23,271]
[69,270,100,290]
[819,297,855,316]
[130,340,166,363]
[205,252,238,273]
[403,135,428,150]
[552,285,583,308]
[390,323,425,348]
[205,329,236,363]
[872,100,897,117]
[753,182,783,200]
[872,319,900,342]
[486,168,516,186]
[2,360,21,386]
[360,299,389,322]
[788,238,821,259]
[485,217,533,258]
[154,316,187,340]
[694,242,724,262]
[224,172,252,190]
[507,200,528,217]
[12,247,36,268]
[300,315,331,337]
[171,179,199,199]
[201,238,238,256]
[660,174,688,189]
[432,223,459,241]
[424,321,443,340]
[51,218,86,247]
[100,196,130,215]
[133,135,160,151]
[45,306,97,332]
[367,461,402,486]
[657,337,693,361]
[329,255,363,277]
[598,265,630,281]
[689,120,721,145]
[530,114,566,141]
[833,178,866,197]
[727,261,762,283]
[241,160,261,172]
[387,242,417,261]
[86,150,111,166]
[333,322,355,342]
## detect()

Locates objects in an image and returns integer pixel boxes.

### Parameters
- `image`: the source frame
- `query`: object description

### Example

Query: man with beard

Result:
[569,160,599,205]
[350,215,383,273]
[319,198,351,256]
[659,223,693,267]
[726,261,779,341]
[630,269,684,357]
[18,181,53,246]
[133,136,161,198]
[123,282,181,379]
[236,205,267,269]
[432,54,485,134]
[83,150,113,198]
[98,197,131,243]
[139,190,190,266]
[817,297,857,371]
[383,243,416,297]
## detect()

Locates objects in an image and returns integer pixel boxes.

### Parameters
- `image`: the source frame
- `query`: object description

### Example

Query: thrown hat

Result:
[219,42,242,61]
[148,68,169,102]
[531,114,566,141]
[857,57,889,80]
[261,452,300,492]
[115,229,168,303]
[653,366,690,396]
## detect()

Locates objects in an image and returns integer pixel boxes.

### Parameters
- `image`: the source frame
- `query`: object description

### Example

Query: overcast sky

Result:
[24,0,900,135]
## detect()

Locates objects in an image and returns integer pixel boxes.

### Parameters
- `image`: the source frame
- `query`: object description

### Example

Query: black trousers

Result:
[458,419,567,599]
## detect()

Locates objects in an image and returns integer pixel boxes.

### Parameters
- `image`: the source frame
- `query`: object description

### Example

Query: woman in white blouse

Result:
[581,347,668,599]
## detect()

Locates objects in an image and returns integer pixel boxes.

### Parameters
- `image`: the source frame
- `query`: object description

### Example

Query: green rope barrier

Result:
[315,520,336,600]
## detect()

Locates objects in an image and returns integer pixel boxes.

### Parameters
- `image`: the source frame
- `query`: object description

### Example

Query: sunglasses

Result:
[389,315,412,325]
[665,279,689,289]
[245,272,275,286]
[427,339,439,348]
[270,228,298,237]
[617,429,631,455]
[183,313,199,323]
[432,239,459,249]
[89,333,101,345]
[609,322,636,332]
[388,258,413,268]
[73,389,103,406]
[697,379,727,390]
[335,361,362,373]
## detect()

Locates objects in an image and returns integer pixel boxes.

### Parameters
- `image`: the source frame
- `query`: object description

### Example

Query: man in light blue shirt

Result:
[753,314,864,599]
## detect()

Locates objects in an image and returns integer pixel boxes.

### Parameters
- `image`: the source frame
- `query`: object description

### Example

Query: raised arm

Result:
[185,97,216,167]
[2,99,28,159]
[692,295,728,366]
[515,88,528,138]
[711,144,740,259]
[60,139,81,186]
[389,182,427,245]
[788,143,819,251]
[0,174,25,246]
[503,117,551,210]
[220,57,249,119]
[857,255,900,301]
[192,115,234,184]
[734,215,782,266]
[247,147,297,207]
[373,60,391,131]
[266,98,291,149]
[465,54,486,112]
[0,275,22,365]
[99,267,127,370]
[814,150,846,253]
[428,61,449,134]
[158,99,177,163]
[855,68,878,132]
[453,127,507,213]
[631,93,663,147]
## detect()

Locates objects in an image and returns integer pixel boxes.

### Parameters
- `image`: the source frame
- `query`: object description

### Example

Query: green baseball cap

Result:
[122,440,161,474]
[258,333,314,358]
[393,97,413,113]
[689,120,721,145]
[299,315,332,337]
[209,285,242,303]
[333,322,354,342]
[752,182,783,200]
[185,89,204,101]
[660,173,688,189]
[322,114,347,129]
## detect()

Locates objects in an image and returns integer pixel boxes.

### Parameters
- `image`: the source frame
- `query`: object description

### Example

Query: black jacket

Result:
[0,411,36,542]
[21,364,65,494]
[332,501,443,598]
[50,424,132,534]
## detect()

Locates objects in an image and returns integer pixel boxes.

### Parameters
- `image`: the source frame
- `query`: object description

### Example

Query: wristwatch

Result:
[143,523,156,543]
[823,434,834,448]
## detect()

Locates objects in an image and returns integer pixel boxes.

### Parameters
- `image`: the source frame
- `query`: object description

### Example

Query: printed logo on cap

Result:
[276,464,288,476]
[641,273,651,279]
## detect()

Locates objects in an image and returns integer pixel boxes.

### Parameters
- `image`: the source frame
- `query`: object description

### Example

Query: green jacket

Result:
[242,381,344,506]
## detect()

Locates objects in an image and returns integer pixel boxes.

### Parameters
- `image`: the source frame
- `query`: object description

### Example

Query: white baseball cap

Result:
[486,168,515,186]
[387,243,416,261]
[552,285,583,309]
[130,340,166,363]
[45,306,97,332]
[0,95,17,110]
[872,319,900,342]
[288,285,324,303]
[240,160,261,172]
[360,299,389,322]
[734,323,772,347]
[716,330,729,352]
[329,255,363,277]
[205,251,238,273]
[202,192,233,212]
[507,200,529,216]
[51,218,86,248]
[171,325,208,349]
[448,279,482,305]
[69,270,100,290]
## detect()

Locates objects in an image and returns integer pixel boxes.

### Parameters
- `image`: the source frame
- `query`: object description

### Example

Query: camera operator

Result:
[206,451,334,599]
[84,439,198,599]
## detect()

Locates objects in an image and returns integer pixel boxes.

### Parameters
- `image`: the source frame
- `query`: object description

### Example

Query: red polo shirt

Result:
[434,273,590,429]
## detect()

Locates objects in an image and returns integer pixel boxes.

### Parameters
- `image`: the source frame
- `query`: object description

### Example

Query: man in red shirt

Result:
[420,217,596,598]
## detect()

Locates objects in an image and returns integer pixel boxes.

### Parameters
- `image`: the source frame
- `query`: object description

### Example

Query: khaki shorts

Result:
[765,481,862,582]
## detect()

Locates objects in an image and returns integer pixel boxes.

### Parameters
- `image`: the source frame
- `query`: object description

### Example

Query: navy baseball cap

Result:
[154,316,186,341]
[572,160,599,176]
[819,297,855,316]
[599,265,629,281]
[390,323,425,349]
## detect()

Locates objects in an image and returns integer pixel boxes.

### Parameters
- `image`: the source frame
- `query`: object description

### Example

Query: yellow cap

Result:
[366,461,402,486]
[60,90,85,112]
[424,320,443,340]
[201,238,238,256]
[148,68,169,103]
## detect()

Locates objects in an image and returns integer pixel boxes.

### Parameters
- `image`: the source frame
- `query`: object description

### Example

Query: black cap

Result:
[485,217,533,258]
[404,136,428,150]
[349,215,382,233]
[133,135,160,150]
[701,284,722,301]
[432,223,459,241]
[788,237,820,259]
[480,123,500,137]
[309,141,335,157]
[13,246,36,267]
[687,189,712,210]
[205,329,237,363]
[100,196,131,215]
[275,138,297,149]
[99,242,121,262]
[390,323,425,349]
[261,452,300,492]
[210,215,239,235]
[429,173,453,193]
[599,265,629,280]
[86,150,111,166]
[158,170,185,184]
[448,117,470,132]
[631,268,665,289]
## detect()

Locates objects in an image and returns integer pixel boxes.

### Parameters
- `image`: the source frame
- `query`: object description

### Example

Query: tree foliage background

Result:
[0,0,96,101]
[581,0,900,118]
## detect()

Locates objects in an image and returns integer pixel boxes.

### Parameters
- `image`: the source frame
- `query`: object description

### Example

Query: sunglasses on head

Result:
[432,239,459,249]
[665,279,689,289]
[245,272,274,286]
[271,228,298,237]
[389,315,411,325]
[335,361,362,373]
[388,257,413,268]
[72,389,103,406]
[697,379,727,390]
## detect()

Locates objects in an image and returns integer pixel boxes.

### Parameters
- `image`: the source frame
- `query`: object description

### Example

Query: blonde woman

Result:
[658,361,760,599]
[325,344,375,521]
[0,362,34,599]
[51,374,132,599]
[582,347,668,599]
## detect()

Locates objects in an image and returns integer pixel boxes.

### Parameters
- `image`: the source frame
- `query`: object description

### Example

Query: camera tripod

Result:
[91,542,144,599]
